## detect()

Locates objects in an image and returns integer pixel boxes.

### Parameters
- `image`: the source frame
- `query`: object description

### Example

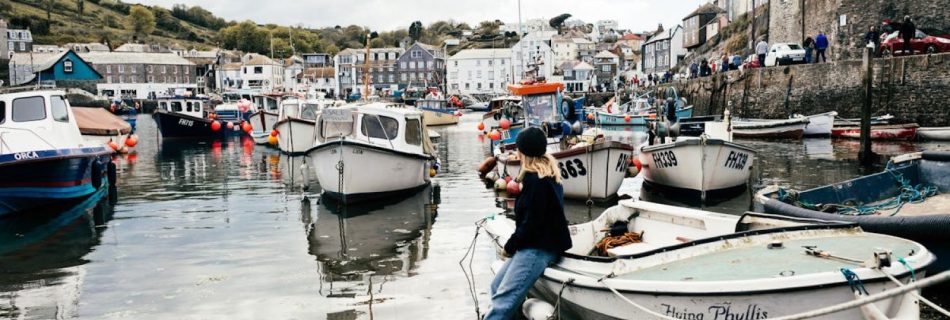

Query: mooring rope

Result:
[459,220,486,318]
[879,258,950,318]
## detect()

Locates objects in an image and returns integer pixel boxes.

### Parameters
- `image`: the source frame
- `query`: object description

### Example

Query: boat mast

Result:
[363,34,371,101]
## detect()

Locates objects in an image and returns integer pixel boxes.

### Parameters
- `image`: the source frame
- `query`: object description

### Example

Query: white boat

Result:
[481,199,936,320]
[732,117,809,139]
[918,127,950,141]
[798,111,837,136]
[496,138,634,200]
[417,98,459,126]
[307,103,437,203]
[244,93,282,144]
[639,114,756,201]
[275,98,344,155]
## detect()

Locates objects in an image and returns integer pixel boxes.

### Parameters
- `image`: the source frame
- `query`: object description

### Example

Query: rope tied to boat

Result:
[595,231,644,256]
[840,268,870,295]
[459,221,484,318]
[552,278,575,320]
[778,167,938,216]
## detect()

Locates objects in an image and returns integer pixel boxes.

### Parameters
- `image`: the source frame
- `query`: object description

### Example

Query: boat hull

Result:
[153,110,232,139]
[498,141,633,200]
[274,118,316,155]
[832,124,918,140]
[802,112,837,136]
[308,141,432,203]
[917,127,950,141]
[421,109,458,126]
[639,139,756,194]
[248,111,279,144]
[595,112,649,126]
[0,147,112,216]
[733,120,806,139]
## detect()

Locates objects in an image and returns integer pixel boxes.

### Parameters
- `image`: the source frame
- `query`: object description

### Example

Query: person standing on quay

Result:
[815,31,829,63]
[900,16,917,55]
[803,36,815,63]
[756,39,769,67]
[484,127,572,320]
[865,25,881,56]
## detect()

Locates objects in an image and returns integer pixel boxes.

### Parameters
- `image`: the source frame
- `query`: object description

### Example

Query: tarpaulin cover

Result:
[72,107,132,135]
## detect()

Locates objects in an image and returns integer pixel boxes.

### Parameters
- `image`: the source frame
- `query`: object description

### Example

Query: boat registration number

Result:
[723,151,749,170]
[558,159,587,179]
[652,151,678,169]
[615,153,630,172]
[178,118,194,127]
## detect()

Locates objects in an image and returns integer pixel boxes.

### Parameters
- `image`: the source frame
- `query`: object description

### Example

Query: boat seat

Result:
[605,242,661,257]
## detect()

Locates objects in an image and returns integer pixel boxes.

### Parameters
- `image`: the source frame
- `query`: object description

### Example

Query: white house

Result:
[511,31,557,82]
[446,48,512,95]
[241,53,285,92]
[553,60,594,93]
[295,67,336,96]
[283,55,305,93]
[592,20,620,41]
[78,51,198,99]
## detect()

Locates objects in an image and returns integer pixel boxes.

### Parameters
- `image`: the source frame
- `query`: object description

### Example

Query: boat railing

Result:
[0,127,58,154]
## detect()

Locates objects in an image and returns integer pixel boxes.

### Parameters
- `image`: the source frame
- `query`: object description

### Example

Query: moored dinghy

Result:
[417,93,460,126]
[480,199,937,320]
[831,123,919,140]
[0,90,114,216]
[274,97,334,155]
[639,112,757,202]
[243,92,282,145]
[799,111,838,136]
[732,117,809,139]
[308,103,438,203]
[916,127,950,141]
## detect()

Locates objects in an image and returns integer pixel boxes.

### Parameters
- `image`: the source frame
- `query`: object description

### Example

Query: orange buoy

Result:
[429,168,437,177]
[107,140,119,151]
[211,121,222,131]
[477,157,497,176]
[226,121,234,130]
[587,113,595,120]
[242,122,253,133]
[124,135,138,147]
[489,130,501,141]
[633,157,642,171]
[506,180,521,196]
[477,122,485,131]
[624,115,632,123]
[271,129,279,137]
[267,135,278,145]
[500,119,511,130]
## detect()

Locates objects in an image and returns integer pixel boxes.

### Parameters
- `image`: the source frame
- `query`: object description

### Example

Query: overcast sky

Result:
[127,0,709,33]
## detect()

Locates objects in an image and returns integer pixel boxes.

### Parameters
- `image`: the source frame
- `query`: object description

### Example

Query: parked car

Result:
[740,54,761,70]
[764,43,807,66]
[879,29,950,56]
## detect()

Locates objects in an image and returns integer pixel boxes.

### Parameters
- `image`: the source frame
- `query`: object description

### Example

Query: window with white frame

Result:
[63,59,74,73]
[401,73,407,81]
[118,65,125,72]
[426,61,433,69]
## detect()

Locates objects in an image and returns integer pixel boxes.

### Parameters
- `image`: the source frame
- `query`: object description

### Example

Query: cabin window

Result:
[170,102,183,112]
[64,59,74,73]
[50,96,70,122]
[186,102,194,112]
[405,118,422,146]
[361,115,399,140]
[318,117,354,141]
[12,96,47,122]
[160,102,168,111]
[193,102,202,113]
[300,104,318,120]
[0,102,5,124]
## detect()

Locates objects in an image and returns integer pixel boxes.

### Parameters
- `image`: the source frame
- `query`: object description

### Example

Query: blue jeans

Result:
[485,248,559,320]
[805,48,813,63]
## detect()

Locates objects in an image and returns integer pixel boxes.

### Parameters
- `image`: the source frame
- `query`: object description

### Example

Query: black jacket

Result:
[503,173,572,255]
[900,22,916,40]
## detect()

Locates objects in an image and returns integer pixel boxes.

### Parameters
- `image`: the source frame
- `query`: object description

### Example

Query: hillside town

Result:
[1,0,949,319]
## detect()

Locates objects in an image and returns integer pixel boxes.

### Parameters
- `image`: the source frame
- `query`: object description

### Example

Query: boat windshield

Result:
[300,104,319,120]
[222,93,241,102]
[523,93,557,125]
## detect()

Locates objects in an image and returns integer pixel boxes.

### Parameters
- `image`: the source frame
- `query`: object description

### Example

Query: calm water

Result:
[1,113,948,319]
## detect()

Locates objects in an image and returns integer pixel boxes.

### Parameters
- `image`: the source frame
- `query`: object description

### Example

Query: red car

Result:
[879,29,950,56]
[741,54,761,70]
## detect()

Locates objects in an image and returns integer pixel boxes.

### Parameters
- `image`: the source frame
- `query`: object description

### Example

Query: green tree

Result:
[128,5,156,36]
[408,21,423,41]
[549,13,571,35]
[218,20,268,54]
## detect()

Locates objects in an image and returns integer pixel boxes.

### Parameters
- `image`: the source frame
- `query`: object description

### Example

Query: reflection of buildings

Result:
[0,189,114,319]
[302,186,439,298]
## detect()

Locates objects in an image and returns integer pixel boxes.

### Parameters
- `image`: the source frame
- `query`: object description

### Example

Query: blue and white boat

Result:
[0,90,113,216]
[417,94,459,126]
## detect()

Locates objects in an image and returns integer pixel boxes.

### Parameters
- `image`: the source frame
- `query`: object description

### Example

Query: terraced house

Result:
[334,47,403,97]
[80,52,197,100]
[396,42,445,90]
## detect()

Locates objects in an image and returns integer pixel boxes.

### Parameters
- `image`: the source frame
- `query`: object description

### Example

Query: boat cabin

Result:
[508,82,568,127]
[278,98,321,121]
[157,97,210,119]
[0,90,86,152]
[416,99,450,111]
[315,103,432,156]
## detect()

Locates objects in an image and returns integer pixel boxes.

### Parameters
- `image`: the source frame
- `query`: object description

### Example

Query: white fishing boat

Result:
[488,81,634,201]
[243,92,282,144]
[732,117,809,139]
[918,127,950,141]
[481,199,937,320]
[799,111,838,136]
[307,103,438,203]
[274,97,344,155]
[639,112,756,202]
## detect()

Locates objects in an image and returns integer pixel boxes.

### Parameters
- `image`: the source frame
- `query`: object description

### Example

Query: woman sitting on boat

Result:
[485,127,572,320]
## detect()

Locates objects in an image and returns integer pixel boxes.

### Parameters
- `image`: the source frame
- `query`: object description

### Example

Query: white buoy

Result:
[522,298,555,320]
[300,163,310,191]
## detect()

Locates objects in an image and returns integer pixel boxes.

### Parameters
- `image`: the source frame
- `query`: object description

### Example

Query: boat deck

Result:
[610,234,917,282]
[872,193,950,216]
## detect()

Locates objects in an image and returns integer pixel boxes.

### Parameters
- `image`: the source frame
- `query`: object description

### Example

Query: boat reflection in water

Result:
[0,187,113,320]
[304,185,440,300]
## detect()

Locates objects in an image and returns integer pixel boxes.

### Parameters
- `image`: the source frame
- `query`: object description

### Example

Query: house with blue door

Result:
[8,50,102,90]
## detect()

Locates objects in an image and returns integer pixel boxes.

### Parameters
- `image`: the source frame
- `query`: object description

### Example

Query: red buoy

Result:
[506,180,521,196]
[124,135,138,147]
[242,122,253,133]
[587,113,595,120]
[489,130,501,141]
[107,140,119,151]
[477,122,485,131]
[624,115,632,123]
[500,119,511,130]
[271,129,279,137]
[211,121,222,131]
[633,157,642,171]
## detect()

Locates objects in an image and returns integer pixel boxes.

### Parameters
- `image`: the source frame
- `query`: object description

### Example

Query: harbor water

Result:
[1,113,947,319]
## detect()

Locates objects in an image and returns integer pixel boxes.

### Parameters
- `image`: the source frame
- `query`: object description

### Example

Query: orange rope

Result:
[595,231,644,256]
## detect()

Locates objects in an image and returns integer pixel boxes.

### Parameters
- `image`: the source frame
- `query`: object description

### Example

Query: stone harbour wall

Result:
[667,52,950,127]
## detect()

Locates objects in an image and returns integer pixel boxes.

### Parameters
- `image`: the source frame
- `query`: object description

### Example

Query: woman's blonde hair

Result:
[517,151,562,183]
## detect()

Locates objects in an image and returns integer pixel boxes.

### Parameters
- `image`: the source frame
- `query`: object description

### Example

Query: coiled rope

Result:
[778,166,938,216]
